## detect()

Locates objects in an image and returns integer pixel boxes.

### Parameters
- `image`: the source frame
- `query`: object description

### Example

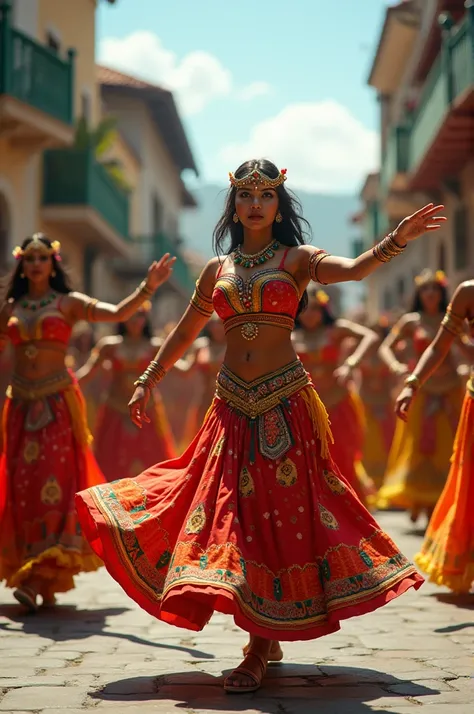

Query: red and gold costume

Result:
[359,355,395,489]
[0,301,103,599]
[94,350,176,481]
[296,327,375,507]
[77,247,422,640]
[377,316,463,513]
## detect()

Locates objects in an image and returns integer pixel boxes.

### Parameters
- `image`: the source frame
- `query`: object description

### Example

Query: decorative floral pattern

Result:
[185,504,207,535]
[23,440,39,464]
[40,476,62,505]
[239,467,255,497]
[276,458,298,487]
[318,503,339,530]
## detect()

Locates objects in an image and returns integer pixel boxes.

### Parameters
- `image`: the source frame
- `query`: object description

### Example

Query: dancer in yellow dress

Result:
[377,270,464,523]
[396,280,474,592]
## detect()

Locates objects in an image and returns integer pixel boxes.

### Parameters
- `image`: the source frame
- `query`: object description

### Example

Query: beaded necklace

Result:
[232,240,280,269]
[20,293,57,311]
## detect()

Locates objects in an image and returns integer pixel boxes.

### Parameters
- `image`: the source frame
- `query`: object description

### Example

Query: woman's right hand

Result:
[129,385,151,428]
[395,386,416,421]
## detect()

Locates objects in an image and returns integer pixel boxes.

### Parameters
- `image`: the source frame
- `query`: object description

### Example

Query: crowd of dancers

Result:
[0,159,472,693]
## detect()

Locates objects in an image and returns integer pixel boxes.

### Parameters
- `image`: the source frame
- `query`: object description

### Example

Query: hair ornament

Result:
[229,162,288,189]
[414,268,448,288]
[137,300,152,314]
[315,290,330,305]
[12,234,62,260]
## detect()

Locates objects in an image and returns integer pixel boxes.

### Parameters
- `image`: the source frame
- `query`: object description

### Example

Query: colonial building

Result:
[0,0,130,285]
[94,66,199,324]
[354,0,473,319]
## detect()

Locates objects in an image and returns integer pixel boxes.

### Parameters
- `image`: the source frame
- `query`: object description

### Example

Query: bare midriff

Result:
[13,342,69,382]
[222,326,299,382]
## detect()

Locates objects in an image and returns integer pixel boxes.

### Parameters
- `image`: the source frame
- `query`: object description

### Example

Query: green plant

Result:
[74,116,130,191]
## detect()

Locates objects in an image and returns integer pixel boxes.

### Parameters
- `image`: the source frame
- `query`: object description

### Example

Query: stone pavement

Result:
[0,511,472,714]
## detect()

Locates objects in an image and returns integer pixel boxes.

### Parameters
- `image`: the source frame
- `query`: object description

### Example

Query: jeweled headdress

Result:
[12,233,61,261]
[414,269,447,288]
[229,163,287,189]
[315,290,330,306]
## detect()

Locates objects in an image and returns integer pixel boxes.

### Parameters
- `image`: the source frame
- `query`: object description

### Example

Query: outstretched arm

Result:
[378,313,416,376]
[129,259,219,427]
[301,204,445,285]
[75,337,117,383]
[395,282,473,421]
[333,319,378,384]
[64,255,175,324]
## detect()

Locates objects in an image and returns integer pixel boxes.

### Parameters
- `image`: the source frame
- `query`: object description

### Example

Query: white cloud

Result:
[98,32,271,115]
[219,101,378,193]
[238,81,273,102]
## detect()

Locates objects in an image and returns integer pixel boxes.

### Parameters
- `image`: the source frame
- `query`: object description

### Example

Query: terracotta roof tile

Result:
[97,65,167,93]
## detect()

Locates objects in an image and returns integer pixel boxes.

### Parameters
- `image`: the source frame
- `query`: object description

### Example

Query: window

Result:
[453,207,468,271]
[383,288,392,311]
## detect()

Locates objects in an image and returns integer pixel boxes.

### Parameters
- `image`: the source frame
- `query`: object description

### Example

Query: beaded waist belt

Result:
[223,313,295,341]
[216,360,309,419]
[8,370,73,400]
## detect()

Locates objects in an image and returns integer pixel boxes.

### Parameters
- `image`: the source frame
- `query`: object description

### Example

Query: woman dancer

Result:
[0,234,172,610]
[68,321,102,435]
[182,314,226,448]
[292,288,377,505]
[359,317,396,489]
[77,303,177,481]
[396,280,474,592]
[76,160,441,693]
[377,270,464,522]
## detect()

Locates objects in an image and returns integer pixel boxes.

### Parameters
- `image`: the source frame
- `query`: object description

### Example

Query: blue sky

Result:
[97,0,390,194]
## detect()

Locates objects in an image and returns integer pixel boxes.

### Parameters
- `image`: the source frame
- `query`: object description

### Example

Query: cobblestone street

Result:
[0,512,472,714]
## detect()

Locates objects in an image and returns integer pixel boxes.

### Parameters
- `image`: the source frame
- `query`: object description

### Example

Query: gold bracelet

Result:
[308,250,330,284]
[139,280,154,297]
[404,374,420,391]
[134,360,166,389]
[373,233,406,264]
[344,355,359,369]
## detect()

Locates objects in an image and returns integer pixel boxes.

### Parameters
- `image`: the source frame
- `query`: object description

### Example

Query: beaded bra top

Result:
[7,297,71,347]
[212,249,300,341]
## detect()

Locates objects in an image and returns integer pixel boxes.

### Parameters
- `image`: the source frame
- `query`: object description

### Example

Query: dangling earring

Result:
[233,213,239,223]
[51,270,56,277]
[275,212,283,223]
[20,272,24,278]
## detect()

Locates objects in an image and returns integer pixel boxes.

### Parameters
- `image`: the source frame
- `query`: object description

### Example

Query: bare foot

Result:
[224,637,271,693]
[13,586,38,612]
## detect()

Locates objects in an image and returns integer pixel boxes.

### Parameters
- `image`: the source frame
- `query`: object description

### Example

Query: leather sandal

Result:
[13,586,38,613]
[224,651,267,694]
[243,639,283,662]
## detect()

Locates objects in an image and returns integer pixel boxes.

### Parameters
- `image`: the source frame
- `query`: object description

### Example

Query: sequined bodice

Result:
[7,309,71,346]
[212,269,300,322]
[413,319,441,356]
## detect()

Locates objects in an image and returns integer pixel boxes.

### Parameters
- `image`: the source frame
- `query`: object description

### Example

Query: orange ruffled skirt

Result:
[94,395,176,482]
[76,361,422,641]
[414,383,474,592]
[0,373,103,598]
[377,384,464,512]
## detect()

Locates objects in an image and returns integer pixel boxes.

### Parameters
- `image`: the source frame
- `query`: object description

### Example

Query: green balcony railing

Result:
[351,238,364,259]
[380,125,410,194]
[43,149,130,238]
[129,234,196,295]
[0,2,74,125]
[409,12,473,173]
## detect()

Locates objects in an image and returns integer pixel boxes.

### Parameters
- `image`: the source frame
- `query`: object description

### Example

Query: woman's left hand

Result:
[395,386,416,421]
[333,364,352,386]
[392,204,447,245]
[145,254,177,292]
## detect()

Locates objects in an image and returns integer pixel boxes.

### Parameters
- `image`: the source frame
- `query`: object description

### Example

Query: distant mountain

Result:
[181,185,364,312]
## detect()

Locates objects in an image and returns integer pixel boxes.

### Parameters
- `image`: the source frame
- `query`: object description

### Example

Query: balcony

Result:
[0,2,74,148]
[42,148,132,256]
[407,10,474,190]
[381,126,410,194]
[115,234,196,297]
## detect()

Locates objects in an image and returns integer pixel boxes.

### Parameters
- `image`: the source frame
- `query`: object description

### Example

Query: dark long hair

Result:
[2,234,73,302]
[213,158,311,316]
[294,286,336,329]
[410,282,449,314]
[117,317,152,339]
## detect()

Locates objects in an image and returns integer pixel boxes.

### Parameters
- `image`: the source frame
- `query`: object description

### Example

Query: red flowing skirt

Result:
[0,378,103,597]
[76,362,422,640]
[94,395,176,482]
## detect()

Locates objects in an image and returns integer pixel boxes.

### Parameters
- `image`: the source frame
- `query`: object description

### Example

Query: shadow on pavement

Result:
[434,622,474,633]
[90,664,439,713]
[432,592,474,610]
[0,605,214,659]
